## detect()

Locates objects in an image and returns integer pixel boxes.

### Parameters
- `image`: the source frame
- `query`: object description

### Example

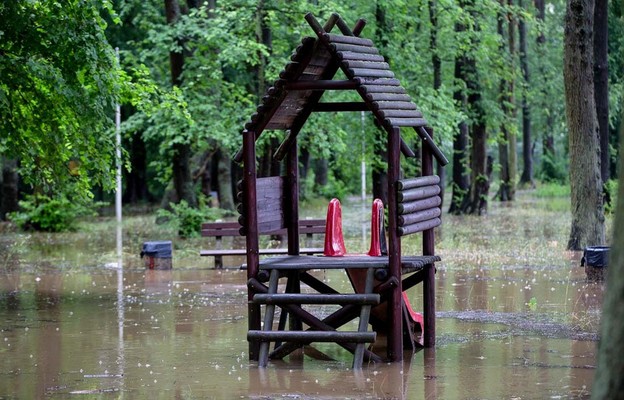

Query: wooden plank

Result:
[398,218,441,237]
[414,126,449,167]
[248,330,376,343]
[397,185,441,202]
[372,101,417,111]
[258,219,286,234]
[313,102,369,112]
[202,227,241,237]
[331,43,380,55]
[385,117,428,127]
[337,52,386,62]
[284,80,358,91]
[342,60,389,70]
[290,37,316,62]
[360,85,407,94]
[398,196,442,215]
[252,293,380,305]
[366,93,411,102]
[334,15,354,36]
[379,109,423,119]
[355,77,400,86]
[326,33,374,47]
[200,248,324,257]
[348,68,395,78]
[398,175,440,190]
[398,208,442,227]
[274,129,296,161]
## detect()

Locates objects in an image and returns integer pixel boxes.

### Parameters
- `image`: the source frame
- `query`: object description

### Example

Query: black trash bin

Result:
[141,241,173,270]
[581,246,609,281]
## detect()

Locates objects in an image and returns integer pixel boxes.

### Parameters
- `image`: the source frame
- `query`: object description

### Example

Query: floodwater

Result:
[0,192,605,399]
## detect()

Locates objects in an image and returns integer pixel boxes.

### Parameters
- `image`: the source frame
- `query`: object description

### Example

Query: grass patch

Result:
[534,182,571,198]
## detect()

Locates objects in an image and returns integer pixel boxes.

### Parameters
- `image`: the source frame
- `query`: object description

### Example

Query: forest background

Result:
[1,0,623,247]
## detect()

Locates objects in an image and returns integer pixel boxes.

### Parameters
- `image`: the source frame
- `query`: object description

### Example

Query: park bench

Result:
[200,219,326,268]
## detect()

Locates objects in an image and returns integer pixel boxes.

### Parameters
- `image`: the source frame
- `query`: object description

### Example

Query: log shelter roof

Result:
[236,13,448,166]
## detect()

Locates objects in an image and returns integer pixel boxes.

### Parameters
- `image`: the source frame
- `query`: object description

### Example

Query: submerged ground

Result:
[0,190,606,399]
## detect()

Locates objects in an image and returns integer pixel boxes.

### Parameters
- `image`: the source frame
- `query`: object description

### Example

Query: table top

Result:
[259,254,440,271]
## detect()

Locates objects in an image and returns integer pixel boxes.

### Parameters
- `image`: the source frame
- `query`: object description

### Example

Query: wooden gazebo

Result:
[236,13,448,368]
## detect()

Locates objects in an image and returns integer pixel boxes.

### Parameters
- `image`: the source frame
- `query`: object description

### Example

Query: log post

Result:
[243,130,261,360]
[422,127,436,347]
[387,126,403,361]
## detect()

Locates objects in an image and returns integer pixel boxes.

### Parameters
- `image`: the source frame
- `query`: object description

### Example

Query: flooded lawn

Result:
[0,192,606,399]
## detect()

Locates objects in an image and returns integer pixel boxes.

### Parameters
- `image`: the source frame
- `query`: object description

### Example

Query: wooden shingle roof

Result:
[236,13,447,166]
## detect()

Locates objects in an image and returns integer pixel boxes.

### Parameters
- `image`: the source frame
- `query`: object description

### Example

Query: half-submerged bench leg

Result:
[258,269,279,367]
[353,267,375,369]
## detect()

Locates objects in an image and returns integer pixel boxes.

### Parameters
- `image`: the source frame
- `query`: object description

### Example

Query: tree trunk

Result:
[460,57,489,213]
[497,0,517,202]
[172,142,197,207]
[314,158,328,188]
[518,0,534,187]
[564,0,605,250]
[299,146,310,199]
[594,0,609,184]
[216,148,234,211]
[535,0,556,161]
[449,19,470,214]
[164,0,197,207]
[124,131,150,203]
[428,0,446,205]
[1,158,19,221]
[592,110,624,400]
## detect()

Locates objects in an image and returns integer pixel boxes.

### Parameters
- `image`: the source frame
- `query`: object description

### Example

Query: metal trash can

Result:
[141,241,173,270]
[581,246,609,281]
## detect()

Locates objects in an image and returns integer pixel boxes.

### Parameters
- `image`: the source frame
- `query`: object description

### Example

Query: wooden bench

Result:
[200,219,326,268]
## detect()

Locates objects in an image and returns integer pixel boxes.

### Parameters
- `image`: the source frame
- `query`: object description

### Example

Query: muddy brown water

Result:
[0,193,605,399]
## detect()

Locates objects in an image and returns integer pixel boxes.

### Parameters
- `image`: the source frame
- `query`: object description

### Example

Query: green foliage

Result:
[0,0,132,198]
[8,194,102,232]
[604,179,618,214]
[538,151,568,184]
[534,182,571,198]
[527,297,538,312]
[157,199,226,238]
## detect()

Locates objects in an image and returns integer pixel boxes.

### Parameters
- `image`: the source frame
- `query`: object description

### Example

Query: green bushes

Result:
[157,200,227,238]
[9,195,101,232]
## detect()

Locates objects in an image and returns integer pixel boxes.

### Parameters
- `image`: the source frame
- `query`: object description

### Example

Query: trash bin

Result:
[141,241,173,270]
[581,246,609,281]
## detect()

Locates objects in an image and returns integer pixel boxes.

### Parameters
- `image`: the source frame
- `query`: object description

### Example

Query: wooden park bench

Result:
[200,219,326,268]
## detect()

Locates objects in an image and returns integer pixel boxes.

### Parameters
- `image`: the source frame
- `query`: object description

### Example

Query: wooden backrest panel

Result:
[256,176,286,234]
[396,175,442,237]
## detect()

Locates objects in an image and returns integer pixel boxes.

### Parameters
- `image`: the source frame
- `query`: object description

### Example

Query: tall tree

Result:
[591,107,624,400]
[497,0,517,202]
[429,0,446,204]
[458,0,490,216]
[518,0,534,186]
[1,159,19,220]
[564,0,605,249]
[534,0,556,160]
[449,50,470,213]
[594,0,609,185]
[164,0,197,207]
[0,0,128,197]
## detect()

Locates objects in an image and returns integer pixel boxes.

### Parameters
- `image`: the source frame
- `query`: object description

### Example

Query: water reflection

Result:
[0,192,604,398]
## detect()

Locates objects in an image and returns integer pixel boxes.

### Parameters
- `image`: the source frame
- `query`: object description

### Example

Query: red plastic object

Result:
[403,293,424,333]
[367,198,384,256]
[324,198,347,256]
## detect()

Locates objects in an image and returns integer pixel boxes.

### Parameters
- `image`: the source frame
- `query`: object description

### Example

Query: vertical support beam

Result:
[387,126,403,361]
[286,134,302,334]
[243,130,261,360]
[286,136,300,255]
[422,127,436,348]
